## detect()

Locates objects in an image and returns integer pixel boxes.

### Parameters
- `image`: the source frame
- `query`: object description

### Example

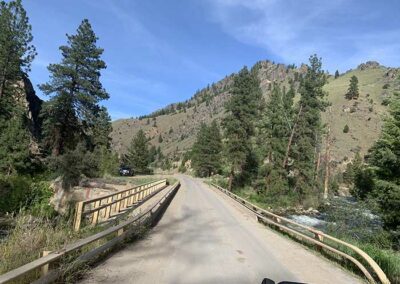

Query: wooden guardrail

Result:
[211,183,390,284]
[73,179,167,231]
[0,181,180,284]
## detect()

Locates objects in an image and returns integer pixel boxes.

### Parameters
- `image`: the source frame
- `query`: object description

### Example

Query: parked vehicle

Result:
[119,166,133,176]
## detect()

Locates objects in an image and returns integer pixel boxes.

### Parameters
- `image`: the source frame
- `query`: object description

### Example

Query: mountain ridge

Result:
[111,59,400,171]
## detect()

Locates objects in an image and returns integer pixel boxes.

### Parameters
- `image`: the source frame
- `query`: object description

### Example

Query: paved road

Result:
[81,175,363,284]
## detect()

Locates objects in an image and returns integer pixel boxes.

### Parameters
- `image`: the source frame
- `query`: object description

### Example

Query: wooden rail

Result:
[0,181,180,284]
[73,179,167,231]
[211,183,390,284]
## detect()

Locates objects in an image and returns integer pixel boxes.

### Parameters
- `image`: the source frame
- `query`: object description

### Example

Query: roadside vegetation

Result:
[192,56,399,282]
[0,1,158,281]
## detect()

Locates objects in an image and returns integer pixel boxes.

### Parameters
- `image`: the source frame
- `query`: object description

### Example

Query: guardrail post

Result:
[74,201,84,231]
[40,251,51,276]
[92,200,101,225]
[117,228,124,236]
[105,197,112,219]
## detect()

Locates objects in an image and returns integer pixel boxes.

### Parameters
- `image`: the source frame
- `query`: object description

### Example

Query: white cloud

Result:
[205,0,400,71]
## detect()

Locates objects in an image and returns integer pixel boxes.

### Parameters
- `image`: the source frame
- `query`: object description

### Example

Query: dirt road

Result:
[81,175,363,284]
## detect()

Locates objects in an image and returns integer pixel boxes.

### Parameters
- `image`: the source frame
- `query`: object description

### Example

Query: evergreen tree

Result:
[125,129,150,174]
[334,70,340,79]
[290,55,328,200]
[191,120,222,177]
[158,134,163,143]
[355,93,400,231]
[39,19,109,155]
[222,67,262,190]
[90,106,112,149]
[0,115,31,175]
[256,84,294,194]
[346,75,359,100]
[0,0,36,110]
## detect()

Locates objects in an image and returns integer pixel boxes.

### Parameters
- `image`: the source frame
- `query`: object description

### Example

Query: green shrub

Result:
[0,175,31,214]
[343,124,350,133]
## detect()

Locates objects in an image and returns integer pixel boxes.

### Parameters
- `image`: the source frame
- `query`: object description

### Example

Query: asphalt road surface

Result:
[81,175,363,284]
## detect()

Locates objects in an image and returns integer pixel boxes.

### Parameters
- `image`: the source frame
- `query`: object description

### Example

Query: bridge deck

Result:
[80,175,363,284]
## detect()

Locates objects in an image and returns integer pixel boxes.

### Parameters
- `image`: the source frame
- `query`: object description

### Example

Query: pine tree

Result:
[158,134,163,143]
[0,116,31,175]
[290,55,328,200]
[125,129,150,174]
[346,75,359,100]
[90,106,112,149]
[39,19,109,155]
[0,0,36,109]
[357,92,400,231]
[256,84,294,194]
[191,120,222,177]
[222,67,262,190]
[334,70,340,79]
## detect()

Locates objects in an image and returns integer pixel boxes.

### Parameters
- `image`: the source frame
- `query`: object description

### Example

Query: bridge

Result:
[0,175,390,284]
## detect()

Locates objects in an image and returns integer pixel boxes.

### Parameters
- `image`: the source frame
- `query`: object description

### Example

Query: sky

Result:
[23,0,400,120]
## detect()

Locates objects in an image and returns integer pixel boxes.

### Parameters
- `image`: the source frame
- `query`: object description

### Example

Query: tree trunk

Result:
[283,105,303,168]
[323,127,330,199]
[315,152,321,181]
[228,167,234,191]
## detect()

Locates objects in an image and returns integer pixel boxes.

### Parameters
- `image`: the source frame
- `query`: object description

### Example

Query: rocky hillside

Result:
[111,60,400,168]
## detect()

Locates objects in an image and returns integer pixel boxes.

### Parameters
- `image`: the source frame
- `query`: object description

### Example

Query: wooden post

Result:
[116,193,122,212]
[92,200,101,225]
[105,197,112,219]
[117,228,124,236]
[73,201,84,231]
[41,251,51,276]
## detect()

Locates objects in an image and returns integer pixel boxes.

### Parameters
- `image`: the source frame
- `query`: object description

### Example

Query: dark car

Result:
[119,166,133,176]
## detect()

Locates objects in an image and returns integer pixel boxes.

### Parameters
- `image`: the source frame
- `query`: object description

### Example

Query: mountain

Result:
[111,60,400,170]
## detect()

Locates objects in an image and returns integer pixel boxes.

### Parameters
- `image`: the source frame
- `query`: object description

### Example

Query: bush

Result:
[343,124,350,133]
[48,143,103,188]
[0,176,55,216]
[383,83,390,89]
[0,175,31,214]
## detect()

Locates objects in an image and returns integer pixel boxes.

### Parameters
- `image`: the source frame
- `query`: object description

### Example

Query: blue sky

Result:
[24,0,400,120]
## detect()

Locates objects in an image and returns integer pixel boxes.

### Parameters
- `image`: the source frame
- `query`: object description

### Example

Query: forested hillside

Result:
[111,60,399,173]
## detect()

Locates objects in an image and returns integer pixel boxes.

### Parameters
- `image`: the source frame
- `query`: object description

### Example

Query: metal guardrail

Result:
[73,179,167,231]
[211,183,390,284]
[0,181,180,284]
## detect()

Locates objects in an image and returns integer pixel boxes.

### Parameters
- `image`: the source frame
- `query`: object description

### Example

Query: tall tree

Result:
[125,129,150,174]
[256,84,294,193]
[0,115,31,175]
[290,55,328,200]
[334,70,340,79]
[0,0,36,106]
[191,120,222,177]
[222,67,262,190]
[355,92,400,231]
[39,19,109,155]
[346,75,359,100]
[0,0,35,175]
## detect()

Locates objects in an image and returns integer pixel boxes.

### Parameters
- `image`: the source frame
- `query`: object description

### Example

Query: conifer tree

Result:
[356,92,400,231]
[0,116,31,175]
[290,55,328,200]
[0,0,36,108]
[192,120,222,177]
[125,129,150,174]
[222,67,262,190]
[346,75,359,100]
[334,70,340,79]
[256,84,294,193]
[39,19,109,155]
